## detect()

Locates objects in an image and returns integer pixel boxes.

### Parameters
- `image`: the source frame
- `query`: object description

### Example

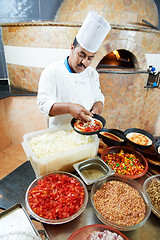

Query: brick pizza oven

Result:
[1,0,160,134]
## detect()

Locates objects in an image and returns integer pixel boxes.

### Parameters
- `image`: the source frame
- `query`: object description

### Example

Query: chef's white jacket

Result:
[37,60,104,128]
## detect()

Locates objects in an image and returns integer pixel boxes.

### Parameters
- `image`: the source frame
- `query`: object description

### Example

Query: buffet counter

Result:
[44,172,160,240]
[0,161,160,240]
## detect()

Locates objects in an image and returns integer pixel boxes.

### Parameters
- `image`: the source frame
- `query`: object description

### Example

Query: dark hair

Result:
[73,37,80,49]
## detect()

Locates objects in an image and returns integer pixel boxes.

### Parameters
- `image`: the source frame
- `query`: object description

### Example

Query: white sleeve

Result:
[37,65,57,116]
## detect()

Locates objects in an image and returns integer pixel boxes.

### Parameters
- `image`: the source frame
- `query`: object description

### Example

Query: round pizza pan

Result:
[98,128,127,146]
[71,114,106,135]
[124,128,155,149]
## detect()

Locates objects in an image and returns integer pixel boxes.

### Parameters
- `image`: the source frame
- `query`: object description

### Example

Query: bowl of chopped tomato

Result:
[25,171,88,224]
[101,146,148,179]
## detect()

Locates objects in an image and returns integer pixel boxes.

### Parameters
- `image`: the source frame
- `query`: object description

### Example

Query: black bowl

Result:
[154,141,160,155]
[71,114,106,135]
[98,129,127,146]
[124,128,155,149]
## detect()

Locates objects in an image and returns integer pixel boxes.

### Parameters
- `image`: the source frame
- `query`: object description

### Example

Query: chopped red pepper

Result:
[103,150,144,176]
[28,173,85,220]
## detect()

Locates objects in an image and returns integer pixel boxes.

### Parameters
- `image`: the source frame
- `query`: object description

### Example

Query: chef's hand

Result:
[90,101,103,115]
[68,103,93,122]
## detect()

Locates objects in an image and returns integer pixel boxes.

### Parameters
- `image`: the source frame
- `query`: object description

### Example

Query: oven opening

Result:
[97,49,138,70]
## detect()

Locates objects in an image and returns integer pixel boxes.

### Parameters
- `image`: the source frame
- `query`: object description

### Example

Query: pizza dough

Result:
[126,132,152,146]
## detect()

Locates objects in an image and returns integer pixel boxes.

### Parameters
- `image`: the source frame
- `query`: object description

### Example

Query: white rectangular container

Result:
[22,125,99,177]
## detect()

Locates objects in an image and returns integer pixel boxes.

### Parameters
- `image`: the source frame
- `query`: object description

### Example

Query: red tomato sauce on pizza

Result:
[74,119,103,132]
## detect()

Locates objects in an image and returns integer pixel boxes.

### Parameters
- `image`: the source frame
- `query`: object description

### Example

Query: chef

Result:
[37,11,111,128]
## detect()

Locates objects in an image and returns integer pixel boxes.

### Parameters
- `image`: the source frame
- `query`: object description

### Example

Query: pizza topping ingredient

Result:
[29,130,93,159]
[126,132,152,146]
[146,180,160,212]
[28,173,85,220]
[93,180,146,226]
[87,230,124,240]
[81,168,105,180]
[74,118,103,132]
[102,150,145,176]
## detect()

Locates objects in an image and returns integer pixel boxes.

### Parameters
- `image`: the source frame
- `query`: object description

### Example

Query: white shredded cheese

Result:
[29,130,93,159]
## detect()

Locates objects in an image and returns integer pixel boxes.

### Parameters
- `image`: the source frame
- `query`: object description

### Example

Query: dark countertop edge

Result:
[0,92,37,99]
[0,87,37,99]
[0,92,11,99]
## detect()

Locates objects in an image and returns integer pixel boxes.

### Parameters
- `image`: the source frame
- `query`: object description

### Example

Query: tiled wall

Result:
[0,0,160,144]
[56,0,159,27]
[2,23,160,90]
[100,72,160,134]
[0,0,63,81]
[2,22,160,136]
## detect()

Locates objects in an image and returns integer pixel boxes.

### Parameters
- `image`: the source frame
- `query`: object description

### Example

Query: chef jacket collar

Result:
[64,56,73,73]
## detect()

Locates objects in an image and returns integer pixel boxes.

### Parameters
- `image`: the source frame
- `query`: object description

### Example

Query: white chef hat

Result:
[76,11,111,53]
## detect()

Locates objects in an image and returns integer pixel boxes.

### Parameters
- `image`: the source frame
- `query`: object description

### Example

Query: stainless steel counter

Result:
[44,173,160,240]
[0,161,160,240]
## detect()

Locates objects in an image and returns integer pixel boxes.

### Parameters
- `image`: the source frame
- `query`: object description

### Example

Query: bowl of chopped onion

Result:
[91,175,151,231]
[143,174,160,218]
[67,224,129,240]
[25,171,88,224]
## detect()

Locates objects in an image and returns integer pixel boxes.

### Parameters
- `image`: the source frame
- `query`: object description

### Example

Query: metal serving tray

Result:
[0,203,41,239]
[73,157,115,185]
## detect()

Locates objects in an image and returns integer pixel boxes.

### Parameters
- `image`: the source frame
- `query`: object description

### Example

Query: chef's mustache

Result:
[78,63,86,68]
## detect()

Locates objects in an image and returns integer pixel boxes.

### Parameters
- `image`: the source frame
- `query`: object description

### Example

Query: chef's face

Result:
[68,44,96,73]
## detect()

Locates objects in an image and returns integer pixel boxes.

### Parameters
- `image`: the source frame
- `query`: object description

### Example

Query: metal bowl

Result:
[101,146,148,179]
[67,224,129,240]
[91,175,151,231]
[71,114,106,135]
[25,171,88,224]
[143,174,160,218]
[124,128,155,149]
[73,157,115,185]
[98,128,127,146]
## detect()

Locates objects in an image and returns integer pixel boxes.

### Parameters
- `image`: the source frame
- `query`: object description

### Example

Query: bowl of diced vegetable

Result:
[101,146,148,179]
[143,174,160,218]
[25,171,88,224]
[91,175,151,231]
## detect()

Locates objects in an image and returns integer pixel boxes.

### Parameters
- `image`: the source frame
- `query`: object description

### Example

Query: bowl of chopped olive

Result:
[143,174,160,218]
